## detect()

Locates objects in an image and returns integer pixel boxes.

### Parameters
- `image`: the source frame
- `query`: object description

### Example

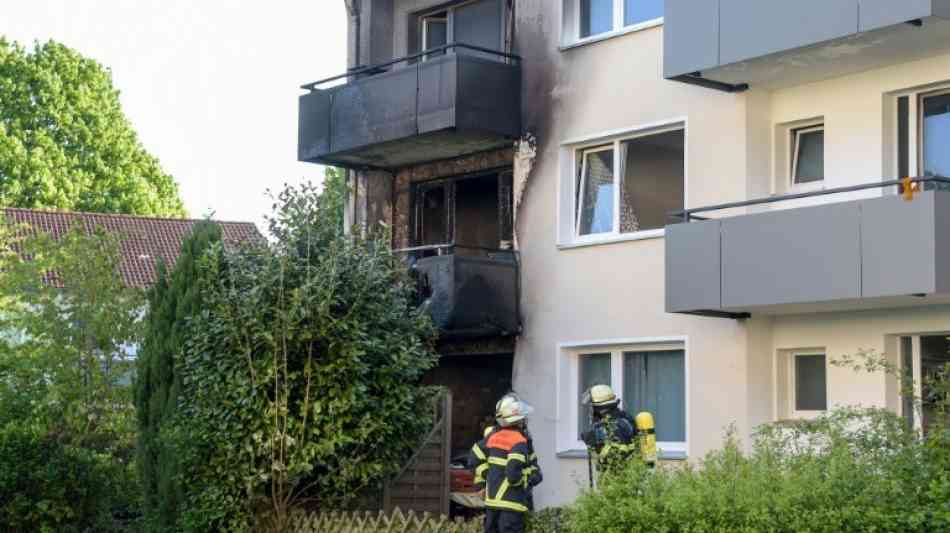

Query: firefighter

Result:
[477,393,542,510]
[581,384,656,476]
[469,395,542,533]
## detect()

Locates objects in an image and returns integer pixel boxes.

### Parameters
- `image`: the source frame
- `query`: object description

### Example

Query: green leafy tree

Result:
[174,182,438,532]
[134,221,222,532]
[0,221,145,530]
[0,38,185,216]
[321,166,347,232]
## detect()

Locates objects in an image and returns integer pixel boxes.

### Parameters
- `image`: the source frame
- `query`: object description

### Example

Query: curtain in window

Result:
[579,353,611,438]
[623,350,685,442]
[577,149,614,235]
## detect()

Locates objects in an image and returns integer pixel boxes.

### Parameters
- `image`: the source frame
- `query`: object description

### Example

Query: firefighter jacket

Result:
[583,408,638,473]
[469,427,542,513]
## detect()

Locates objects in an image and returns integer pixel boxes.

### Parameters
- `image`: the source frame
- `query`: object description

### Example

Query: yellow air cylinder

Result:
[635,412,658,464]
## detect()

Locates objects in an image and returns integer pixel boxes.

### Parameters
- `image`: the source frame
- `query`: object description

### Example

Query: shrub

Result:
[172,183,439,532]
[569,408,945,533]
[0,422,116,532]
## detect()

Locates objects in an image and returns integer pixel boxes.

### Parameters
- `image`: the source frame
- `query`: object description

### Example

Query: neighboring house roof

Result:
[2,208,262,288]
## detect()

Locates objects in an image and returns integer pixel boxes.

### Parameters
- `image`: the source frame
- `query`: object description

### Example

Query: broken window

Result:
[412,170,513,253]
[573,128,684,239]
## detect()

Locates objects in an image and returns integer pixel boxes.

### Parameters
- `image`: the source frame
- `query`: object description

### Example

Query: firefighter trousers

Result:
[484,509,525,533]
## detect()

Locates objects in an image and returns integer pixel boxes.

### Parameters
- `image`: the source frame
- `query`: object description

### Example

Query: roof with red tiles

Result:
[2,208,262,288]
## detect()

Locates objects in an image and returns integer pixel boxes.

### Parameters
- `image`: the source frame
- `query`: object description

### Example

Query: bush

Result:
[569,408,947,533]
[0,422,119,532]
[172,183,439,532]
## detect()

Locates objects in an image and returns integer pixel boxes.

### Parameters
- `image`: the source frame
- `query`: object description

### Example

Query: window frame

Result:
[558,337,689,458]
[564,122,686,248]
[790,124,825,187]
[568,0,665,47]
[574,144,617,240]
[415,0,507,57]
[789,350,828,419]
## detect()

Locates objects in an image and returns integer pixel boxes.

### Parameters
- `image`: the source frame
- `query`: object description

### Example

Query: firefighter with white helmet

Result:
[469,393,543,533]
[581,384,657,477]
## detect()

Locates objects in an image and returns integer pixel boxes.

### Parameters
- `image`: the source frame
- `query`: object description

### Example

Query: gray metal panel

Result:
[721,203,861,308]
[934,0,950,19]
[330,66,419,154]
[418,56,458,134]
[663,0,720,78]
[455,55,521,137]
[453,0,504,60]
[665,220,721,313]
[859,0,933,30]
[861,192,937,297]
[297,91,331,162]
[933,191,950,293]
[719,0,858,65]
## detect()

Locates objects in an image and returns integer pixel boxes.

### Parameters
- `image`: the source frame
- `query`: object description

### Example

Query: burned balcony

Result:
[402,245,520,339]
[298,44,522,170]
[665,1,950,91]
[666,178,950,318]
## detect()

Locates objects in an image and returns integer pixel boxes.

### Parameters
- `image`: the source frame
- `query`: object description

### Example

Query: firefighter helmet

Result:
[582,384,620,408]
[497,395,534,427]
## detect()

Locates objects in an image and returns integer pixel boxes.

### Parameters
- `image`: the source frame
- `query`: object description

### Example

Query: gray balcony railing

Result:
[396,243,521,338]
[666,177,950,318]
[298,44,522,170]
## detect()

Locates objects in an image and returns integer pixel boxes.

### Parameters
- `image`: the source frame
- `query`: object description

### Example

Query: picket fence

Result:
[283,508,482,533]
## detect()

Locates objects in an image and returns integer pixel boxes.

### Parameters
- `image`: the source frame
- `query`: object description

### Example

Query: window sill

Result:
[557,228,665,250]
[559,18,663,52]
[556,448,688,461]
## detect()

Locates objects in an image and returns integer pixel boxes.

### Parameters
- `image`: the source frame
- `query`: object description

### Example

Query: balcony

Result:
[298,44,522,170]
[401,245,520,339]
[665,179,950,318]
[665,0,950,91]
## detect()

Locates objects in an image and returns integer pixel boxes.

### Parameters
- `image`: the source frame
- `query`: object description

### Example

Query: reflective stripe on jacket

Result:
[473,427,534,513]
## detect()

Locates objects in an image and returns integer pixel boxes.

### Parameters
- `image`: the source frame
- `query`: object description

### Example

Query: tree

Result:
[321,166,347,232]
[0,221,145,529]
[0,38,185,216]
[134,221,222,532]
[173,182,439,531]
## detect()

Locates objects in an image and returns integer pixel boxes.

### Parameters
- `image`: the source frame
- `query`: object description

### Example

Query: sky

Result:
[0,0,347,227]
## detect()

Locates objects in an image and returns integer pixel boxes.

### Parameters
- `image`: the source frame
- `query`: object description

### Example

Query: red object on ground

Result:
[451,468,476,493]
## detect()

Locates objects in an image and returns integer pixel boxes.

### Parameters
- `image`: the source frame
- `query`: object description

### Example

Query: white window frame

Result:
[556,337,689,458]
[565,0,664,48]
[421,13,449,58]
[917,87,950,178]
[788,350,828,420]
[560,120,686,248]
[891,83,950,182]
[790,124,825,188]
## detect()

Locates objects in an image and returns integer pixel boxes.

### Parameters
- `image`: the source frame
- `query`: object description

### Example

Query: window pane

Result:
[625,0,664,26]
[795,354,827,411]
[580,0,614,38]
[418,184,448,246]
[920,335,950,434]
[620,130,684,232]
[623,350,685,442]
[423,16,448,50]
[579,353,612,438]
[794,129,824,184]
[922,93,950,178]
[577,149,615,235]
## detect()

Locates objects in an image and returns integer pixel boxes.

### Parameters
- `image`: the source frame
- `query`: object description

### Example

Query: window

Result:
[571,128,685,242]
[578,353,612,437]
[415,0,505,59]
[412,171,513,251]
[623,350,686,443]
[566,343,687,456]
[793,353,827,414]
[791,125,824,185]
[897,334,950,434]
[573,0,664,41]
[920,90,950,178]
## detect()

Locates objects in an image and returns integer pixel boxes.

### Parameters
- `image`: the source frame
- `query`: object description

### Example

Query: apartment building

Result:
[299,0,950,509]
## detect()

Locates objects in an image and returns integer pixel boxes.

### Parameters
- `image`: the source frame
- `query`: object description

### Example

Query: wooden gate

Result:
[383,390,452,516]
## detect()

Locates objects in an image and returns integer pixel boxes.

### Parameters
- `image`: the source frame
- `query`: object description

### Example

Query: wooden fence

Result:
[284,508,480,533]
[382,390,453,516]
